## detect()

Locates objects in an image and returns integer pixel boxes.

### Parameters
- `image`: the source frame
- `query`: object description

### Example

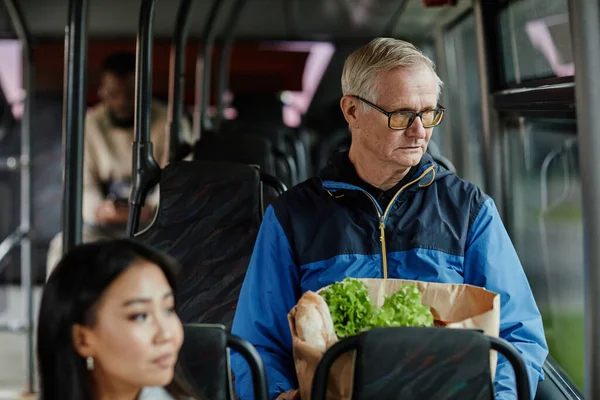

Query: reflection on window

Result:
[0,40,24,118]
[500,0,573,83]
[506,118,582,389]
[443,13,485,189]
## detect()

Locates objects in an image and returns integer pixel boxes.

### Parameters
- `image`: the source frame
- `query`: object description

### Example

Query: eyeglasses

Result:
[352,95,446,130]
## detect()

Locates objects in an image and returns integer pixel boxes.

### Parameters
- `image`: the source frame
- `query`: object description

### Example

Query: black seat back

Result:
[180,324,232,400]
[136,161,261,328]
[193,133,286,208]
[193,132,277,177]
[312,327,530,400]
[180,323,269,400]
[534,357,583,400]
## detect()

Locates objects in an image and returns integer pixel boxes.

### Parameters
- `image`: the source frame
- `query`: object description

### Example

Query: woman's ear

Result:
[72,324,96,358]
[340,95,360,130]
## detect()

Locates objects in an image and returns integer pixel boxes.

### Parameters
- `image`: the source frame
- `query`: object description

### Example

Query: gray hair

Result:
[341,38,444,110]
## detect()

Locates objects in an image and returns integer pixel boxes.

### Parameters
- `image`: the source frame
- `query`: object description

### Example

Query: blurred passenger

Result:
[38,239,198,400]
[46,52,194,275]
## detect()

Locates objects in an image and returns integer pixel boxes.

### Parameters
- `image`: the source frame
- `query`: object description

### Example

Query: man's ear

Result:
[340,95,360,130]
[72,323,96,359]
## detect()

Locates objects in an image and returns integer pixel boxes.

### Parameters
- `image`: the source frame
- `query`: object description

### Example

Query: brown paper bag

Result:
[287,278,501,400]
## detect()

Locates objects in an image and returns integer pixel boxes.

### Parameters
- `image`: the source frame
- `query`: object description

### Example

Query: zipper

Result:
[361,165,435,279]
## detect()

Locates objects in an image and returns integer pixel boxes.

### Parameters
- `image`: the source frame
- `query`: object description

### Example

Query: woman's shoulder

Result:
[138,387,177,399]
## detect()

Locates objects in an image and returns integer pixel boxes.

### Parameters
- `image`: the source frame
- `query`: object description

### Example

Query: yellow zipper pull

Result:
[379,216,388,280]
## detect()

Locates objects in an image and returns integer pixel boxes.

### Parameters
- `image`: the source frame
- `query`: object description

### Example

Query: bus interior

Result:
[0,0,595,398]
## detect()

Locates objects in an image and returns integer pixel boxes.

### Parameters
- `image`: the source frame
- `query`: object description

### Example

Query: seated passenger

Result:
[231,38,548,400]
[37,239,199,400]
[46,52,194,275]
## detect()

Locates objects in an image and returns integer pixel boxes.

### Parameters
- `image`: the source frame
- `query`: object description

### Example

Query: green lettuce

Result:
[368,284,434,328]
[320,278,434,338]
[320,278,374,338]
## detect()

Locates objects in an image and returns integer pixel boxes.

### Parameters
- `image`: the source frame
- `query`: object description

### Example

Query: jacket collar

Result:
[318,150,436,192]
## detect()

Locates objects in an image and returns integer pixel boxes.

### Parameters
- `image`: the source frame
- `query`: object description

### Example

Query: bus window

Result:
[500,0,573,84]
[0,39,23,119]
[505,117,582,390]
[443,12,485,189]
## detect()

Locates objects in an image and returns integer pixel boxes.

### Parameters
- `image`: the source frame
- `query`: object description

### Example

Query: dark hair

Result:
[101,52,136,77]
[37,239,197,400]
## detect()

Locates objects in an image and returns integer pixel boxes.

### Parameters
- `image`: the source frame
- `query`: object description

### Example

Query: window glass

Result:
[421,43,446,153]
[0,40,23,119]
[443,13,485,189]
[500,0,573,84]
[505,117,582,389]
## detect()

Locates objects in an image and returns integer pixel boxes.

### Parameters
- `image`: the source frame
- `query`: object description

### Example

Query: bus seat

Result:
[179,323,268,400]
[534,357,583,400]
[316,128,351,171]
[135,161,262,328]
[193,132,277,177]
[192,133,287,207]
[311,327,530,400]
[222,112,301,187]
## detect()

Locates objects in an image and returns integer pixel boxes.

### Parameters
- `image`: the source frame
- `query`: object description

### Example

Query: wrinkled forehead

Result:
[372,65,439,108]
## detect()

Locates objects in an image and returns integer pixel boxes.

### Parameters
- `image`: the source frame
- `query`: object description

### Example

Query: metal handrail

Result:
[192,0,226,138]
[167,0,194,162]
[62,0,89,252]
[1,0,35,392]
[127,0,161,237]
[214,0,247,132]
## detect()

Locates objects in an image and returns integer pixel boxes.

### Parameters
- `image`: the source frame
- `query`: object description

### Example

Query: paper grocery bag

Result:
[287,278,501,400]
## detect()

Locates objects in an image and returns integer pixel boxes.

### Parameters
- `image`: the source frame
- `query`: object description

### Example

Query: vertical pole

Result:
[62,0,89,252]
[167,0,193,162]
[215,0,247,132]
[127,0,160,237]
[568,0,600,397]
[473,1,504,215]
[2,0,34,392]
[192,0,225,139]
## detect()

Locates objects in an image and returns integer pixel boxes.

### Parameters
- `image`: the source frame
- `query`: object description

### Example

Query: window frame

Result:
[481,0,575,113]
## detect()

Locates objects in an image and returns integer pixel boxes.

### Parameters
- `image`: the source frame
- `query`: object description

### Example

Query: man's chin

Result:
[390,149,423,165]
[110,114,135,129]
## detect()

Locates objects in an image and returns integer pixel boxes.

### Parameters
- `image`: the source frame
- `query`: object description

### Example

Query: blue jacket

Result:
[231,152,548,400]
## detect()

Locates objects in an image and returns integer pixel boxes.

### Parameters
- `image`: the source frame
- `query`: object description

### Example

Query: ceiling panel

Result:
[2,0,469,41]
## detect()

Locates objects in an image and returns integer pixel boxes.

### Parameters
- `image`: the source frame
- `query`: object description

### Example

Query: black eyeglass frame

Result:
[352,95,446,130]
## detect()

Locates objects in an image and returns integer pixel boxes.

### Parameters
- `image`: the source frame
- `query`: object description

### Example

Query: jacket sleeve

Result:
[231,206,301,400]
[464,198,548,400]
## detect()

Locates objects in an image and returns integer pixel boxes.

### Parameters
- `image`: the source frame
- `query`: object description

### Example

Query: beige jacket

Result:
[82,100,193,225]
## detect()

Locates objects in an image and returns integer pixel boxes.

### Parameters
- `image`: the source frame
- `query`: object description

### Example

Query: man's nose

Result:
[406,116,427,138]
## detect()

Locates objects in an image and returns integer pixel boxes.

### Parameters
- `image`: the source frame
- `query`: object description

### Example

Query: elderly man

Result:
[231,38,548,400]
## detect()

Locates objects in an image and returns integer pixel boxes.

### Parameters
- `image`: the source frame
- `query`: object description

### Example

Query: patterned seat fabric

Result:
[136,160,261,329]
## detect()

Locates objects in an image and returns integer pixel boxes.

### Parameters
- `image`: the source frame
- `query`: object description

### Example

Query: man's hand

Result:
[276,389,301,400]
[95,200,155,226]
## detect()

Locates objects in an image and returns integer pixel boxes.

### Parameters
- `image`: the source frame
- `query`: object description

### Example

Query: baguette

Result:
[295,291,337,352]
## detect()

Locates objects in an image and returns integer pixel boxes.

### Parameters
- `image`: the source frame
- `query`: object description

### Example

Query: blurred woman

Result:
[37,239,198,400]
